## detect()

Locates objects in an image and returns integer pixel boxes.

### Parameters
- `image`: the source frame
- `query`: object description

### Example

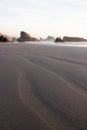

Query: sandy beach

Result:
[0,42,87,130]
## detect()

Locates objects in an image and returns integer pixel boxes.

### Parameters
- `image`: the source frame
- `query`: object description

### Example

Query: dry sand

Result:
[0,42,87,130]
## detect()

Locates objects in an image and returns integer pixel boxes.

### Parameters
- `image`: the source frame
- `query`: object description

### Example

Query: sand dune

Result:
[0,42,87,130]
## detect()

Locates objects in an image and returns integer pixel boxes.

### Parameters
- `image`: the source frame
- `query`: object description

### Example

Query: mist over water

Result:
[21,41,87,47]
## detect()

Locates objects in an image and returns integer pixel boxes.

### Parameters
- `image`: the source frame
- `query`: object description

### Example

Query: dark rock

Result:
[0,33,10,42]
[17,31,39,42]
[63,36,87,42]
[55,37,64,42]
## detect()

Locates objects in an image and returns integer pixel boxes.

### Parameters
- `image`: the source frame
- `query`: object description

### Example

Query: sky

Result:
[0,0,87,38]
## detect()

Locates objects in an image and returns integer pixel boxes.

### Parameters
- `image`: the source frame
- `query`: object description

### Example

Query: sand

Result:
[0,42,87,130]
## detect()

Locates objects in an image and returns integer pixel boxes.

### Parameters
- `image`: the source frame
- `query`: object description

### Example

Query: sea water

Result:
[23,41,87,47]
[13,41,87,47]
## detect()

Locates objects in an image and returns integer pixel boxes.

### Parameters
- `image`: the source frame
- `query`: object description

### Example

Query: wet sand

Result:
[0,42,87,130]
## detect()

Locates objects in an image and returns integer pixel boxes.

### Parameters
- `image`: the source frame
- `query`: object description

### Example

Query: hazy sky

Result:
[0,0,87,38]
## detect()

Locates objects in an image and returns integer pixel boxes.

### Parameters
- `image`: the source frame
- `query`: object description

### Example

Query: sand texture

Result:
[0,42,87,130]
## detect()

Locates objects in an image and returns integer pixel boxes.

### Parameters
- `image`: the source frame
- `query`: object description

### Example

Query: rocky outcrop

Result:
[0,33,10,42]
[40,38,44,41]
[55,37,64,42]
[63,36,87,42]
[17,31,39,42]
[46,36,55,41]
[40,36,55,41]
[11,37,17,42]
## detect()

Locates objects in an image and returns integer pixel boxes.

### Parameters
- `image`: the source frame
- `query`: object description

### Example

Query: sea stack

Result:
[46,36,55,41]
[17,31,39,42]
[0,33,10,42]
[55,37,64,42]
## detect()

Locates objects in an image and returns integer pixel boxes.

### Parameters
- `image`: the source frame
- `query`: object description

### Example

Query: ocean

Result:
[17,41,87,47]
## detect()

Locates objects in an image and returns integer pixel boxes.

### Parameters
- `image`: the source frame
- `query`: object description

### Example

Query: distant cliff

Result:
[17,31,39,42]
[63,36,87,42]
[46,36,55,41]
[40,36,55,41]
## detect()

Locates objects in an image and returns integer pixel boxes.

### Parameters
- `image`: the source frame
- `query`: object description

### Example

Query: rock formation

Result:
[55,37,64,42]
[63,36,87,42]
[0,33,10,42]
[46,36,55,41]
[11,37,17,42]
[17,31,39,42]
[40,36,55,41]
